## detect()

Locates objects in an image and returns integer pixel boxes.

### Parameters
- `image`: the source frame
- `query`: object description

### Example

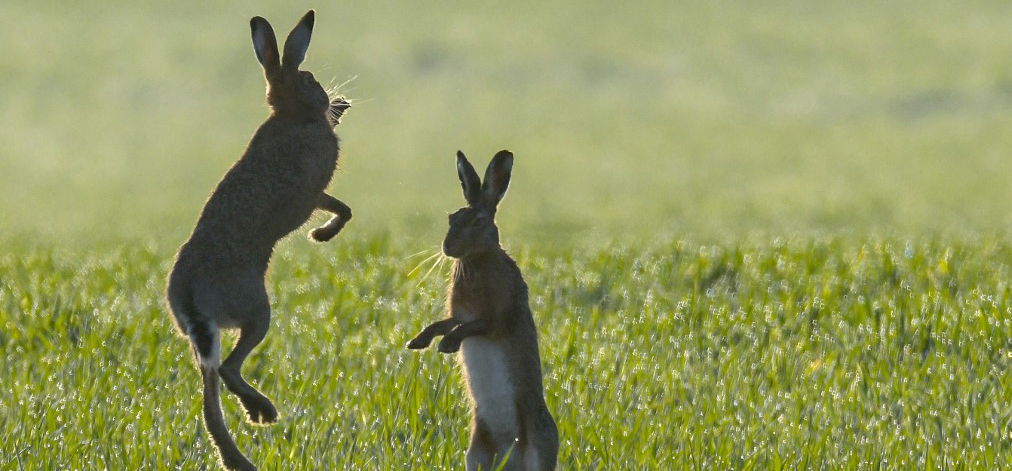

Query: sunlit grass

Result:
[2,236,1010,468]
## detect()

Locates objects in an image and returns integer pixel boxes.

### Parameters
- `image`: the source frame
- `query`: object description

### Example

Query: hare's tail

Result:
[190,317,257,471]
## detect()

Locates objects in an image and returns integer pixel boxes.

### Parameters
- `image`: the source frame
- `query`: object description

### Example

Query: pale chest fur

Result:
[460,337,519,438]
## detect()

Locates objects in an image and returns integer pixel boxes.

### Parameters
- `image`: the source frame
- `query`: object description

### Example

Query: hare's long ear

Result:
[282,10,315,70]
[456,151,482,206]
[250,17,280,76]
[482,150,513,207]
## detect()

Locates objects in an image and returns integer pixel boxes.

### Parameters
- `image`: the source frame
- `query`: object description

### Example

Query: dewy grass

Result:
[1,236,1009,469]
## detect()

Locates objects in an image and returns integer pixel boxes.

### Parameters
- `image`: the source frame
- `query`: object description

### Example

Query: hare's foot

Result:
[220,368,279,425]
[238,392,278,425]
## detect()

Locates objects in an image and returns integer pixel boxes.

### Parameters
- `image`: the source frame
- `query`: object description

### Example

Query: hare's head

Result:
[250,11,329,118]
[443,150,514,258]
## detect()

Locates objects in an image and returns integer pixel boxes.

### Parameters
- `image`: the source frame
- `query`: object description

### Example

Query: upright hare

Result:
[166,11,350,471]
[408,151,559,471]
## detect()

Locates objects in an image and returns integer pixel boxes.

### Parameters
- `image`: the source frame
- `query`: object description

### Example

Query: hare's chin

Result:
[441,244,462,258]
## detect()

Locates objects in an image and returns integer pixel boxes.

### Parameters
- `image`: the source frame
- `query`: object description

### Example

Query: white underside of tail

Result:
[461,337,518,437]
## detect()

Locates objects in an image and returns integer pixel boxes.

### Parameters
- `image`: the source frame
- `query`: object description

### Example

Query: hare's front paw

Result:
[310,219,348,242]
[407,334,433,350]
[310,224,342,242]
[437,337,461,354]
[309,227,334,242]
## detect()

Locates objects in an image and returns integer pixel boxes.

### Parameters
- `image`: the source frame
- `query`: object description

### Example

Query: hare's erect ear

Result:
[250,16,280,75]
[482,150,513,207]
[282,10,315,70]
[456,151,482,206]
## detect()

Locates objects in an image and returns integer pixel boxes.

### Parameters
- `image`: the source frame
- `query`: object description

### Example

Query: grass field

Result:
[2,238,1011,469]
[3,0,1012,469]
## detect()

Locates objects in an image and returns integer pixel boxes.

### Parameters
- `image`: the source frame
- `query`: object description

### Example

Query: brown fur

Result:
[165,11,351,471]
[408,150,559,471]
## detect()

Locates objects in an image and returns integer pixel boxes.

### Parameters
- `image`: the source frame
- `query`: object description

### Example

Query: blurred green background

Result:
[3,0,1012,246]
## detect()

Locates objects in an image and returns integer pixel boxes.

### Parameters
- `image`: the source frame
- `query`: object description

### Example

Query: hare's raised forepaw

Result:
[437,336,461,354]
[309,221,346,242]
[309,227,335,242]
[406,335,432,350]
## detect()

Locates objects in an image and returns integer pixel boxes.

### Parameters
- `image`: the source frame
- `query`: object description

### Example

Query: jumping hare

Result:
[166,11,351,471]
[408,150,559,471]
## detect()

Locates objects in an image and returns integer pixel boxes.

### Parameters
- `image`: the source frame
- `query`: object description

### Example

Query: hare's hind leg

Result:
[219,300,278,425]
[521,408,558,471]
[466,419,499,471]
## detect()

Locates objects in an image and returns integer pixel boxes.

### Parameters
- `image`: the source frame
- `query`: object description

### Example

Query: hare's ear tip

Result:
[303,10,316,24]
[494,150,514,165]
[456,150,466,159]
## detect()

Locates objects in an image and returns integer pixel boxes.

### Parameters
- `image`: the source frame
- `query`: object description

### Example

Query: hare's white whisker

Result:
[344,97,372,105]
[408,250,443,277]
[455,258,472,282]
[416,253,446,286]
[404,247,438,260]
[334,75,358,92]
[325,75,359,99]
